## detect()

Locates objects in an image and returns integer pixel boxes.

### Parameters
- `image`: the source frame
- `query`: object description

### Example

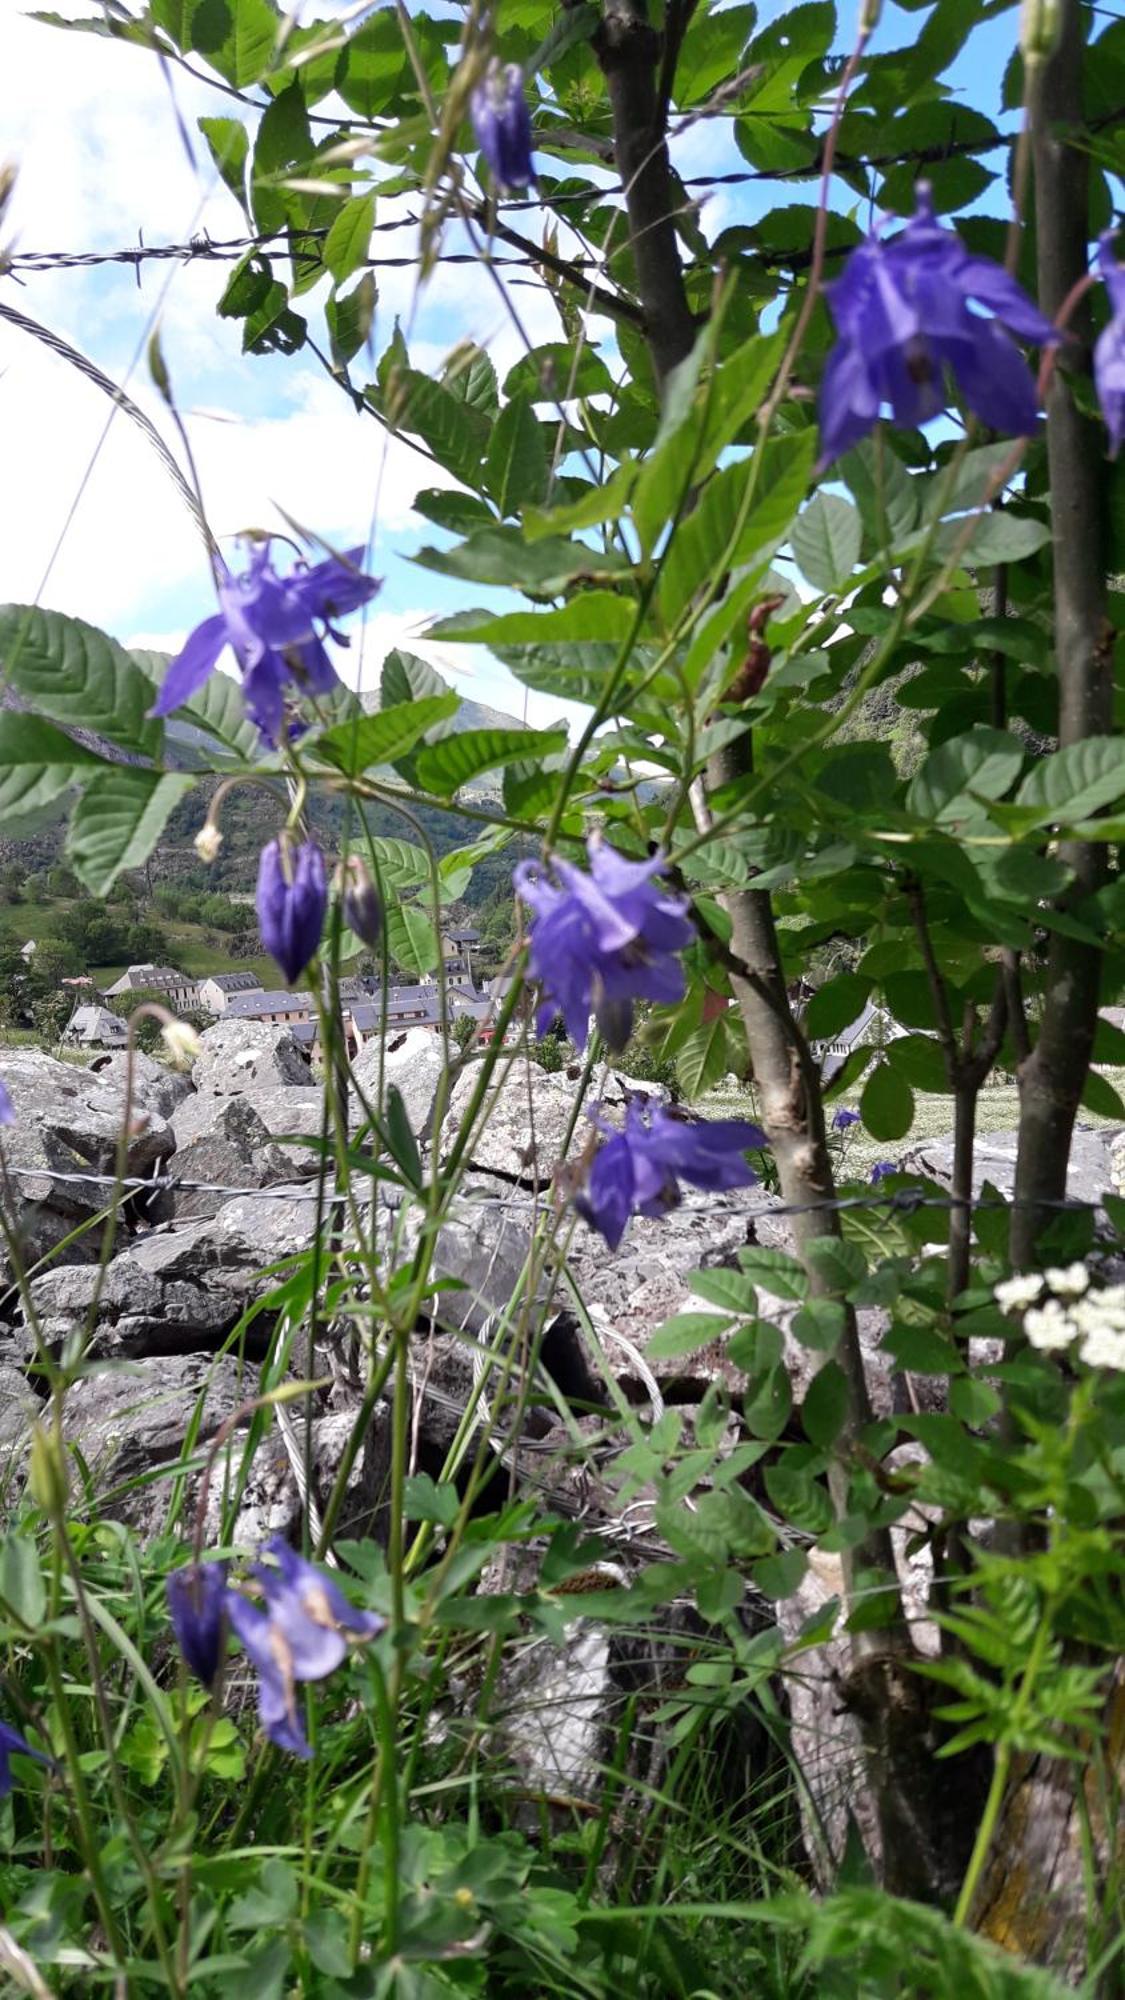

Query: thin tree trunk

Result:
[1010,0,1112,1266]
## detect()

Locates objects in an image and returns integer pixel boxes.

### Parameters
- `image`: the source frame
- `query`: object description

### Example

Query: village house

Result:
[101,964,201,1011]
[197,971,264,1015]
[223,989,316,1029]
[64,1004,130,1049]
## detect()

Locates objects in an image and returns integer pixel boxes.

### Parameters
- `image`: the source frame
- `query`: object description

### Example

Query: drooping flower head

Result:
[1095,231,1125,457]
[149,541,380,746]
[832,1107,860,1131]
[0,1079,13,1126]
[167,1562,228,1686]
[338,855,383,952]
[513,838,695,1053]
[869,1160,898,1184]
[818,185,1060,470]
[225,1539,385,1758]
[577,1097,768,1251]
[0,1719,54,1797]
[257,837,328,985]
[471,60,536,193]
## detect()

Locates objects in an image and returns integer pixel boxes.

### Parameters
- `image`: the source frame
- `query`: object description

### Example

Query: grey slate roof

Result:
[224,989,315,1018]
[204,972,261,993]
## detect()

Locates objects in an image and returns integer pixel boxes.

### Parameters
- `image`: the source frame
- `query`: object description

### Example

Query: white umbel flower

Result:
[1023,1299,1077,1353]
[1044,1262,1089,1299]
[1077,1320,1125,1371]
[994,1273,1044,1313]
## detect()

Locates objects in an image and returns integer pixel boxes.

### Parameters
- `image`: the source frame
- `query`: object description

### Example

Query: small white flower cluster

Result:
[993,1261,1125,1370]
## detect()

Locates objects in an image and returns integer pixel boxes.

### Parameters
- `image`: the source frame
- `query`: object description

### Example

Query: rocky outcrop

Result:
[0,1048,175,1269]
[192,1020,312,1095]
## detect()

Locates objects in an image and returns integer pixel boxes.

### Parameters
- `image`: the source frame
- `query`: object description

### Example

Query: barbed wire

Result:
[4,1156,1120,1221]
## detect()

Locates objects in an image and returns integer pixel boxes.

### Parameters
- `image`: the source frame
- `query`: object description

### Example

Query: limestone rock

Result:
[192,1021,312,1095]
[350,1028,450,1140]
[61,1353,257,1531]
[0,1048,174,1268]
[88,1048,195,1120]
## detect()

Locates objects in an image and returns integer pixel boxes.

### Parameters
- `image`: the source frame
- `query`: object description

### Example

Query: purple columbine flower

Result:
[225,1540,384,1758]
[832,1107,860,1131]
[167,1562,228,1687]
[149,541,380,746]
[471,60,535,192]
[1095,231,1125,458]
[513,838,695,1053]
[224,1591,313,1758]
[870,1160,898,1184]
[255,1537,384,1678]
[257,837,328,985]
[576,1097,768,1252]
[818,184,1060,470]
[0,1080,13,1126]
[0,1720,53,1797]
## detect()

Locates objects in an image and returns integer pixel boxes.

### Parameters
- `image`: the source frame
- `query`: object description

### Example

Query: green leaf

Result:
[1081,1069,1125,1119]
[658,434,815,626]
[364,838,431,893]
[381,647,451,711]
[383,1082,422,1188]
[842,436,920,548]
[804,973,871,1040]
[414,727,566,796]
[251,80,311,236]
[316,694,460,776]
[0,712,107,823]
[883,1324,963,1374]
[801,1360,850,1448]
[483,396,550,517]
[336,10,409,118]
[648,1311,733,1360]
[198,116,250,211]
[368,365,488,486]
[933,510,1051,568]
[324,192,375,284]
[0,606,160,755]
[688,1269,759,1315]
[751,1546,808,1599]
[737,1246,808,1299]
[675,1014,746,1099]
[764,1457,833,1535]
[432,593,636,649]
[326,271,377,369]
[1016,737,1125,823]
[887,1034,950,1094]
[861,1063,915,1141]
[67,770,195,894]
[385,904,438,975]
[414,527,627,593]
[791,1298,846,1352]
[791,492,862,593]
[0,1534,46,1628]
[805,1237,867,1292]
[443,341,499,420]
[907,726,1024,821]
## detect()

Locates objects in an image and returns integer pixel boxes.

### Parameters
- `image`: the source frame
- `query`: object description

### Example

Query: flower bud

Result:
[470,60,536,193]
[161,1019,203,1069]
[28,1423,67,1518]
[858,0,882,29]
[257,836,328,986]
[167,1562,228,1686]
[339,855,383,951]
[0,1077,13,1127]
[195,821,223,864]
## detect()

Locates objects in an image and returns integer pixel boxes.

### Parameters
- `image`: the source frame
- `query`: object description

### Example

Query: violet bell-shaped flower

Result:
[513,838,694,1053]
[471,60,535,192]
[257,836,328,985]
[1095,231,1125,458]
[149,540,380,746]
[167,1562,228,1686]
[226,1538,384,1758]
[818,184,1060,470]
[0,1079,13,1126]
[832,1107,860,1131]
[0,1719,53,1797]
[577,1098,768,1252]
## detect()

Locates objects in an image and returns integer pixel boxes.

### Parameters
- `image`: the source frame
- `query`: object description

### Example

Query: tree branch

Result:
[1011,0,1112,1266]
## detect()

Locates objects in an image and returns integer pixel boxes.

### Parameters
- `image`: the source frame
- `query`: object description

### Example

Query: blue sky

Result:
[1,0,1022,732]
